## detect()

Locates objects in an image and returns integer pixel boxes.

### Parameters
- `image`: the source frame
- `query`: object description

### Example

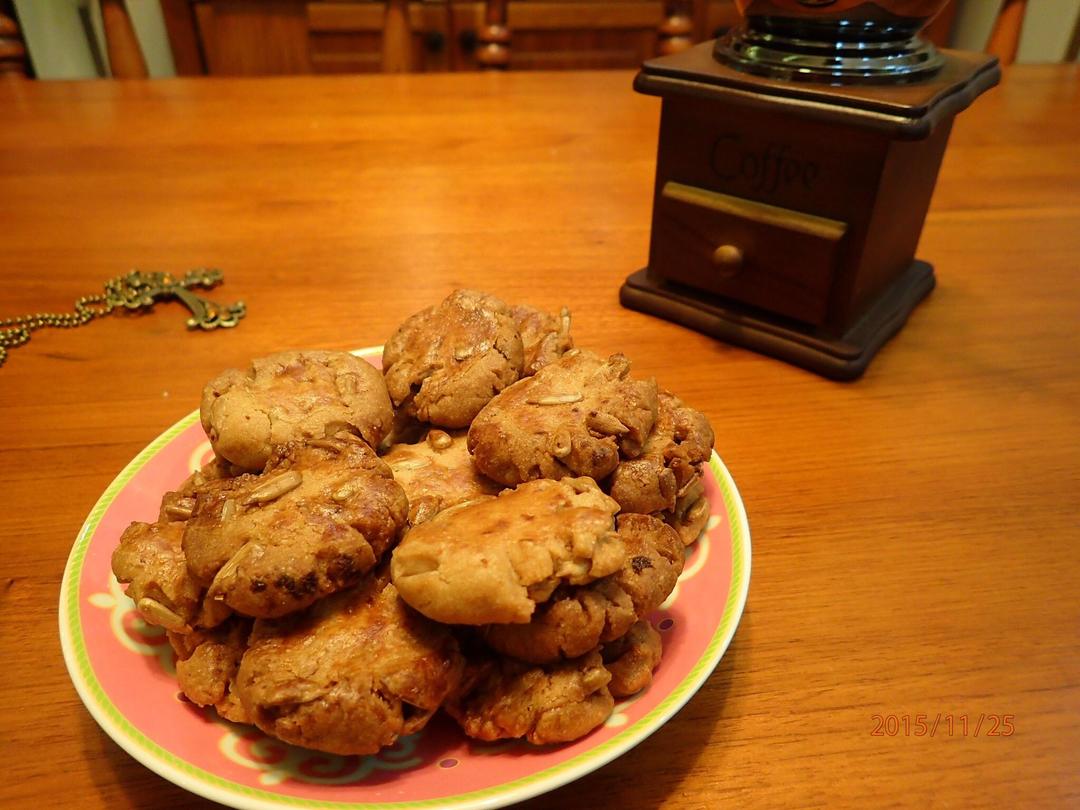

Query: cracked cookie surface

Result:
[183,432,408,620]
[391,478,623,625]
[236,572,463,756]
[468,350,658,486]
[201,350,394,471]
[383,290,524,429]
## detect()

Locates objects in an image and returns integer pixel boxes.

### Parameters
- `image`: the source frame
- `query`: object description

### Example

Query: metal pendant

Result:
[107,269,246,330]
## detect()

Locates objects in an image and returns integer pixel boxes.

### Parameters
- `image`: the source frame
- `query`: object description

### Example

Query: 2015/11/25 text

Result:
[871,714,1015,737]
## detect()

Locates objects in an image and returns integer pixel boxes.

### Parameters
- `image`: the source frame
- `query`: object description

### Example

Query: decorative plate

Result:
[59,347,751,810]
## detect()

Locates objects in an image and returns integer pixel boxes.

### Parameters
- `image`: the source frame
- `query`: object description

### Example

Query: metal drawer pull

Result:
[712,244,744,276]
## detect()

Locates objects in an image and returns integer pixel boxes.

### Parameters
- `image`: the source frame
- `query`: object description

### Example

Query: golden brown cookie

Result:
[391,478,624,625]
[510,304,573,376]
[445,649,614,745]
[169,618,252,723]
[468,350,658,486]
[116,459,245,632]
[602,619,662,698]
[112,519,225,633]
[183,432,408,620]
[201,350,394,471]
[608,390,714,545]
[383,290,525,429]
[383,429,502,525]
[236,573,464,756]
[609,513,684,615]
[483,513,683,664]
[482,580,634,664]
[667,471,710,546]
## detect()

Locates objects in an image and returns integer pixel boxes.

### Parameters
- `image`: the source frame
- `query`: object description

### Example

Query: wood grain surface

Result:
[0,66,1078,809]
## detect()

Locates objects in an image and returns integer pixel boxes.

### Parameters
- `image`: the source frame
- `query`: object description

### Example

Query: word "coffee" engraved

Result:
[710,134,820,194]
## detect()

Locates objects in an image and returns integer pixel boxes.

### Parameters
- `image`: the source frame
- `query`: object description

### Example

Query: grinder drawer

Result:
[649,181,848,326]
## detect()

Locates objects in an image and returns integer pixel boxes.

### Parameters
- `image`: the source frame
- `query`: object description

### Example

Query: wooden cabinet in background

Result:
[307,2,453,73]
[168,0,746,75]
[168,1,948,76]
[449,2,735,71]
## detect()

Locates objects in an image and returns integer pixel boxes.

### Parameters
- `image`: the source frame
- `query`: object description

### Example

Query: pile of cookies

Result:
[112,290,714,756]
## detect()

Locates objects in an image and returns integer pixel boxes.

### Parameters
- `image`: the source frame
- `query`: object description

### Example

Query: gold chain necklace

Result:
[0,268,245,368]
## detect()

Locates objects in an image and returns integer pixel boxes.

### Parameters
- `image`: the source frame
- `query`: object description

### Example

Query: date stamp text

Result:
[871,714,1015,737]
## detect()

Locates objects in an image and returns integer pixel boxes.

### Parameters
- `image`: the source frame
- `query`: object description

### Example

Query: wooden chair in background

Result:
[965,0,1079,66]
[985,0,1027,65]
[476,0,705,69]
[164,0,437,74]
[381,0,411,71]
[0,0,28,76]
[658,0,697,56]
[476,0,508,68]
[0,0,146,79]
[101,0,149,77]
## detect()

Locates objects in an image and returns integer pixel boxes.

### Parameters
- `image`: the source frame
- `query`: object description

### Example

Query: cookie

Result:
[482,513,683,664]
[236,573,464,756]
[602,619,663,698]
[468,350,658,486]
[608,390,714,545]
[115,459,246,632]
[668,470,710,546]
[482,580,635,664]
[201,350,394,471]
[391,478,624,625]
[510,304,573,376]
[445,649,614,745]
[112,519,225,633]
[169,618,252,723]
[183,432,408,620]
[384,429,502,525]
[608,513,684,616]
[383,290,524,428]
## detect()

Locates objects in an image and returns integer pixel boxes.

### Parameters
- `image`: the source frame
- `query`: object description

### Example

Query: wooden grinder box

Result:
[622,41,1000,379]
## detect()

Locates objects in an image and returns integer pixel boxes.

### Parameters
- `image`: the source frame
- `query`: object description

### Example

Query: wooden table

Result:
[1,65,1078,809]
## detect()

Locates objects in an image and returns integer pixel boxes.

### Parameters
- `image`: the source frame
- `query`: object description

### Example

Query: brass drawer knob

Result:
[712,244,743,275]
